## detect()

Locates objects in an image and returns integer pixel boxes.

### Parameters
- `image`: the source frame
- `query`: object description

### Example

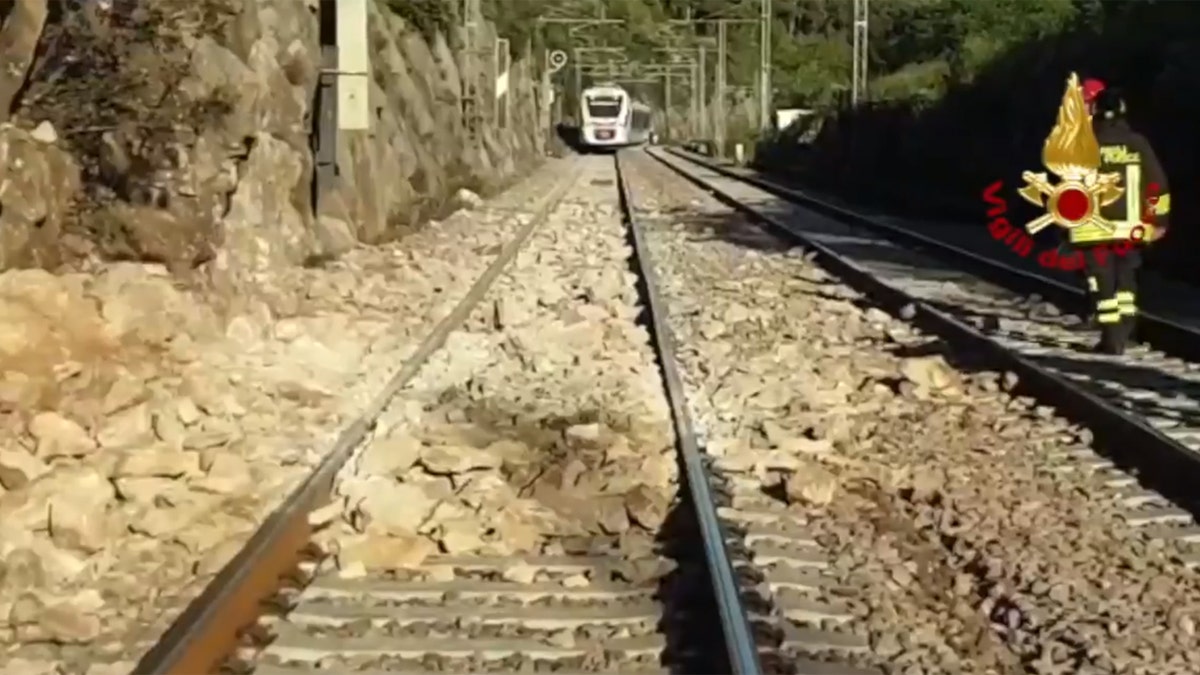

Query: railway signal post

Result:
[760,0,772,130]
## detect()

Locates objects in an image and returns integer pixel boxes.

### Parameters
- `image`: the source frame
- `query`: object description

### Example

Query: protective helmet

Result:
[1082,78,1107,104]
[1093,86,1126,118]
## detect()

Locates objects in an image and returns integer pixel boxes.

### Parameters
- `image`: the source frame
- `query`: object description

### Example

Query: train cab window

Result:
[586,96,623,119]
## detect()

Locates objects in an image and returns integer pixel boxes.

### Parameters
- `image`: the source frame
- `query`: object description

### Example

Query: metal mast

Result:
[851,0,869,107]
[759,0,772,128]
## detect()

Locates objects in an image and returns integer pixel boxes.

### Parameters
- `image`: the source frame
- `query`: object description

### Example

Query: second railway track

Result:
[653,147,1200,561]
[633,147,1200,673]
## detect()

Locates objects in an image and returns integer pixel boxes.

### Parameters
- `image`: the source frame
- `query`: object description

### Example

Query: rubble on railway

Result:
[0,162,568,670]
[240,158,686,674]
[629,152,1200,675]
[318,161,678,578]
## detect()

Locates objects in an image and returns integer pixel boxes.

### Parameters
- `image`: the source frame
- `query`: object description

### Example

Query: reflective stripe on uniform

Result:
[1116,290,1137,316]
[1087,276,1099,293]
[1070,223,1137,244]
[1097,298,1121,324]
[1155,193,1171,215]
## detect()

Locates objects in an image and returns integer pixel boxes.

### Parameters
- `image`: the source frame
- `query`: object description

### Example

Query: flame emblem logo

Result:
[1017,73,1124,234]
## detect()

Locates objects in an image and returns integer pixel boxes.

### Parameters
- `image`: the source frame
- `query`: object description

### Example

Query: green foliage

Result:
[386,0,455,42]
[774,35,848,108]
[868,60,948,104]
[482,0,553,56]
[386,0,1134,118]
[744,0,1200,282]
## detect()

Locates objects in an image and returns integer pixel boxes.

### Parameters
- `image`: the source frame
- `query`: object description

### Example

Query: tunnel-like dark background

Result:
[754,0,1200,283]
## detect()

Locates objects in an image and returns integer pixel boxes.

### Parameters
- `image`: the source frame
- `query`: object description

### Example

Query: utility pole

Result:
[698,43,707,140]
[852,0,869,107]
[716,20,727,156]
[462,0,480,140]
[760,0,772,130]
[494,38,510,128]
[690,61,700,139]
[664,70,672,141]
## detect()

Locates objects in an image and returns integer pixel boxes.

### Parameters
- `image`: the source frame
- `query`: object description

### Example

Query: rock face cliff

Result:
[0,0,547,291]
[0,1,551,652]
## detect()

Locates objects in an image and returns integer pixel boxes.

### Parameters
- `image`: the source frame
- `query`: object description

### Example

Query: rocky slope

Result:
[2,0,547,282]
[0,0,551,666]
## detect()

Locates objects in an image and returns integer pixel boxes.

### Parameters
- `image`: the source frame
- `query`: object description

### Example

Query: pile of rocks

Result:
[626,153,1200,674]
[316,157,678,577]
[0,162,569,673]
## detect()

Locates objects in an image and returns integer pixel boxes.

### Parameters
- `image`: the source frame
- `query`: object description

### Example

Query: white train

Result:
[579,83,653,151]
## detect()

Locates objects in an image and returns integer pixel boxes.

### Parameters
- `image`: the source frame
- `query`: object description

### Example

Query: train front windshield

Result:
[586,96,623,119]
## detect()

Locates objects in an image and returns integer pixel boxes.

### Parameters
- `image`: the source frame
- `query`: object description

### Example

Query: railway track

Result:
[680,151,1200,359]
[242,158,759,675]
[651,147,1200,568]
[132,154,780,675]
[127,143,1200,675]
[622,149,1200,673]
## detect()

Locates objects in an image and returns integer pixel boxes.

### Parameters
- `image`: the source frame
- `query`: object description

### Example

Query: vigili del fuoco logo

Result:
[981,72,1160,271]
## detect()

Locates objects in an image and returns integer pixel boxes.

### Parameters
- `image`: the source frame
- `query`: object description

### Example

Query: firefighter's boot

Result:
[1093,322,1128,356]
[1117,316,1137,350]
[1093,335,1124,356]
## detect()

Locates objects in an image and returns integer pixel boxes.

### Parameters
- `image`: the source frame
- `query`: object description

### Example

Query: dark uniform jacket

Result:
[1071,117,1171,244]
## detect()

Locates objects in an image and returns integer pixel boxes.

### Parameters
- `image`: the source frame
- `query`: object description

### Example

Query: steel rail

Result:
[133,163,585,675]
[614,149,764,675]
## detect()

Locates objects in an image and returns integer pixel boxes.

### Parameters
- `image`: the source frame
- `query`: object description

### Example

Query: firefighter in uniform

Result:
[1071,86,1171,355]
